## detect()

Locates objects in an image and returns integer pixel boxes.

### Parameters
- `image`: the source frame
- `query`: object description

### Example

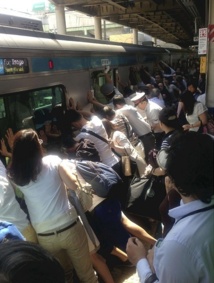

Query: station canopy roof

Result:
[50,0,206,48]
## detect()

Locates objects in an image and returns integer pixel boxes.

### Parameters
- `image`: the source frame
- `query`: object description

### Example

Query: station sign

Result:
[0,58,29,75]
[198,28,207,55]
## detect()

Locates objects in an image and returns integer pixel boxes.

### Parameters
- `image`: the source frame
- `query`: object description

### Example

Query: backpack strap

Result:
[81,128,109,144]
[81,128,121,157]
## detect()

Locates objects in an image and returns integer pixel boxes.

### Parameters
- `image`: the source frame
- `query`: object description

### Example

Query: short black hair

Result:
[159,106,181,129]
[187,79,198,89]
[65,109,82,123]
[112,94,126,106]
[165,132,213,203]
[0,241,65,283]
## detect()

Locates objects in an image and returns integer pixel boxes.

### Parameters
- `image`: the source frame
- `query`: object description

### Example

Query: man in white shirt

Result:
[131,92,164,150]
[65,109,120,170]
[126,132,214,283]
[112,94,155,163]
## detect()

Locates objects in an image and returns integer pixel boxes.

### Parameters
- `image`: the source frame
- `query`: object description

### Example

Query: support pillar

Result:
[55,5,66,35]
[94,17,102,40]
[207,0,214,107]
[133,28,138,44]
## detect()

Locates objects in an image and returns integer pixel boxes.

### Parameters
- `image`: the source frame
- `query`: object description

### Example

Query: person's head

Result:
[161,132,213,203]
[112,94,126,109]
[8,129,43,186]
[159,106,182,132]
[180,91,196,115]
[0,241,65,283]
[158,82,164,90]
[163,75,173,85]
[172,73,177,81]
[150,88,161,98]
[187,79,197,93]
[100,83,115,100]
[137,82,148,93]
[102,106,116,121]
[130,92,148,110]
[155,74,162,84]
[64,109,84,130]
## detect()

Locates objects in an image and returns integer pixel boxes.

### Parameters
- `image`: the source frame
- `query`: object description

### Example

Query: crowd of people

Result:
[0,57,213,283]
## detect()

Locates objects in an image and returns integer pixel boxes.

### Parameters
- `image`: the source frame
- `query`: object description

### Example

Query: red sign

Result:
[208,24,214,42]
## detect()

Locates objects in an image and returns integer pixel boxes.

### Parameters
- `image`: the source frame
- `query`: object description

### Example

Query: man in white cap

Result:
[112,94,155,163]
[131,92,164,150]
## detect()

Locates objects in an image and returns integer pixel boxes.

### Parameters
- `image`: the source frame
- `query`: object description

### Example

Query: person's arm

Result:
[87,90,105,109]
[121,213,156,245]
[58,161,78,191]
[126,237,157,283]
[177,101,184,118]
[103,66,112,84]
[0,139,12,158]
[5,128,14,150]
[183,111,207,131]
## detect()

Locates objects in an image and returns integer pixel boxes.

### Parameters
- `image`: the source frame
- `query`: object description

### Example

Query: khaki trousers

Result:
[37,220,97,283]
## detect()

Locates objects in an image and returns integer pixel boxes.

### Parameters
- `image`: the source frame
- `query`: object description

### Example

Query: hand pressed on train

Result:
[5,128,14,150]
[126,237,147,266]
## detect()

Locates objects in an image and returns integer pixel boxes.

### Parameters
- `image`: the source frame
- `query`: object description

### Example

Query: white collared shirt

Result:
[137,196,214,283]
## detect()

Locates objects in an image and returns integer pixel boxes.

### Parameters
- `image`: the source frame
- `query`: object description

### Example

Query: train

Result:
[0,25,190,139]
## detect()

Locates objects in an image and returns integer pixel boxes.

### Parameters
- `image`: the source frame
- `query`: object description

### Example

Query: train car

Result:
[0,25,185,140]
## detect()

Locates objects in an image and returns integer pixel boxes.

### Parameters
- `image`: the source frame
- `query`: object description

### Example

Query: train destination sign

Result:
[0,58,29,75]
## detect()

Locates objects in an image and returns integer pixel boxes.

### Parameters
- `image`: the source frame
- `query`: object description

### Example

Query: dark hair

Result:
[112,94,126,107]
[150,88,161,98]
[187,79,198,89]
[159,107,182,130]
[103,106,115,119]
[165,132,213,203]
[180,91,197,115]
[0,241,65,283]
[64,109,82,123]
[7,129,43,186]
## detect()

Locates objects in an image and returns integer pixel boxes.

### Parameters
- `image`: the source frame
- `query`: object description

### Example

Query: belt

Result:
[37,219,79,237]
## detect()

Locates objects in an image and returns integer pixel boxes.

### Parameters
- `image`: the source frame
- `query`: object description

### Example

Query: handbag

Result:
[134,140,145,159]
[126,175,154,208]
[121,155,132,176]
[74,172,93,212]
[125,175,166,221]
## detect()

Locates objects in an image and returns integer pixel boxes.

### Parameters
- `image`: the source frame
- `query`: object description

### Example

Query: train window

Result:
[0,98,6,119]
[6,85,65,132]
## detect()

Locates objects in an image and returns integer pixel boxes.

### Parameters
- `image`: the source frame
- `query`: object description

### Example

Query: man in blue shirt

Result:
[126,131,214,283]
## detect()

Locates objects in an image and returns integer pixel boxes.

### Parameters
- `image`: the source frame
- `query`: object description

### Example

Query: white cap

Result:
[130,92,146,102]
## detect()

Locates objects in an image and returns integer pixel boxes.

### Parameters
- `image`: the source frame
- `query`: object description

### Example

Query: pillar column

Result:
[206,0,214,107]
[94,16,102,40]
[55,5,66,35]
[133,28,138,44]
